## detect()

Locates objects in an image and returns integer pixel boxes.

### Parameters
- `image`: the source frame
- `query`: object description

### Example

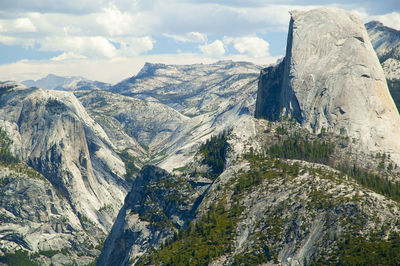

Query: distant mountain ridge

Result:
[22,74,110,91]
[366,20,400,113]
[0,9,400,266]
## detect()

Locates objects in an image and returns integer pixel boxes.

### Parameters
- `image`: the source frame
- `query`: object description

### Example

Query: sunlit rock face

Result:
[256,7,400,162]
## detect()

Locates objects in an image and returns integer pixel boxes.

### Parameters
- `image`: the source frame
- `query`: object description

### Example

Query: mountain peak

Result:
[256,7,400,161]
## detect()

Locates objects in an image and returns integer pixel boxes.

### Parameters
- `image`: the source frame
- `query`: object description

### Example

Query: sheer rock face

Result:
[256,7,400,161]
[97,165,205,266]
[0,82,128,233]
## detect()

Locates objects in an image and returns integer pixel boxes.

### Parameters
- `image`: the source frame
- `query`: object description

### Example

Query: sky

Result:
[0,0,399,84]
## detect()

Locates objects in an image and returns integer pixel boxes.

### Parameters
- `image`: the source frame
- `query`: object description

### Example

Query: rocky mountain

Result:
[1,6,400,266]
[111,61,260,117]
[77,61,260,172]
[23,74,110,91]
[98,7,400,266]
[256,7,400,163]
[0,60,261,264]
[366,21,400,112]
[0,81,129,264]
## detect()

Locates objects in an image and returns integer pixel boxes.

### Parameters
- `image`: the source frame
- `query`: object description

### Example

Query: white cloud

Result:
[96,3,134,36]
[164,32,207,43]
[227,36,270,58]
[198,40,225,57]
[14,18,37,32]
[0,17,37,34]
[115,36,155,56]
[51,52,87,61]
[39,36,118,58]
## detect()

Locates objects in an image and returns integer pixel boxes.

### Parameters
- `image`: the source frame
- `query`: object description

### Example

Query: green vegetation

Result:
[267,133,334,164]
[0,127,19,164]
[0,250,39,266]
[338,163,400,202]
[388,79,400,114]
[38,249,59,258]
[263,127,400,204]
[233,250,271,265]
[199,130,230,179]
[119,150,139,180]
[45,98,67,114]
[141,202,243,265]
[314,233,400,265]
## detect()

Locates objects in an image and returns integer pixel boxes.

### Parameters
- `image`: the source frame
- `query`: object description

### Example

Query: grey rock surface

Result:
[97,165,206,265]
[0,82,129,263]
[366,20,400,114]
[256,7,400,163]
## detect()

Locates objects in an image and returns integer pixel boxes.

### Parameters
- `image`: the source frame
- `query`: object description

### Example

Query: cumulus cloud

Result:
[14,18,37,32]
[39,36,118,58]
[51,52,87,61]
[164,32,207,43]
[226,36,270,58]
[0,0,398,84]
[0,17,37,33]
[96,3,134,36]
[198,40,225,57]
[115,36,155,56]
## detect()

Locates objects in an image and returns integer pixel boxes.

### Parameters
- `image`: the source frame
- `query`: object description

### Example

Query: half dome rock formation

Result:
[255,7,400,161]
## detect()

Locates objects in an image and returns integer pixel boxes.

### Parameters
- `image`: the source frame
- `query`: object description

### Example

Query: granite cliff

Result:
[256,7,400,163]
[98,8,400,266]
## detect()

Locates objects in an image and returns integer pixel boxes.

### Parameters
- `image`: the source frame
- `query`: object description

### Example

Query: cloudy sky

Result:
[0,0,398,83]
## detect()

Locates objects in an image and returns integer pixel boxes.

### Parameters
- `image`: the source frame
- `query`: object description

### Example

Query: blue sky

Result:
[0,0,398,83]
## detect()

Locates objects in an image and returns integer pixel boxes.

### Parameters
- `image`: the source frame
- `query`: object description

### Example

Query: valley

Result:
[0,6,399,266]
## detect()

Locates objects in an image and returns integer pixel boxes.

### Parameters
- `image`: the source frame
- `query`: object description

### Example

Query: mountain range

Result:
[0,7,399,266]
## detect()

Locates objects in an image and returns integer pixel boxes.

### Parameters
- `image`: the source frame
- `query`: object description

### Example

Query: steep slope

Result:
[256,7,400,163]
[97,165,208,265]
[77,61,259,171]
[366,21,400,112]
[74,90,188,163]
[366,21,400,63]
[0,164,100,265]
[99,116,400,265]
[99,7,400,265]
[0,81,129,264]
[23,74,110,91]
[111,60,260,117]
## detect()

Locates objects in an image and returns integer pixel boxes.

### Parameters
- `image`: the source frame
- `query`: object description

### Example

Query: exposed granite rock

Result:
[256,7,400,162]
[255,60,285,120]
[0,82,129,263]
[366,21,400,114]
[97,165,207,265]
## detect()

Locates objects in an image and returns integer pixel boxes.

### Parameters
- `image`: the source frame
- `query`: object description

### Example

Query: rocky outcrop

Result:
[97,165,207,265]
[366,21,400,63]
[0,165,99,265]
[256,7,400,162]
[76,61,260,172]
[366,21,400,113]
[0,82,129,263]
[111,60,260,117]
[254,60,285,120]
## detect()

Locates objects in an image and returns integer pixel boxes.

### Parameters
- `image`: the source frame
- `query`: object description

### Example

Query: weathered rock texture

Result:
[0,82,129,263]
[97,165,206,265]
[366,21,400,113]
[256,7,400,161]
